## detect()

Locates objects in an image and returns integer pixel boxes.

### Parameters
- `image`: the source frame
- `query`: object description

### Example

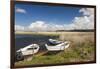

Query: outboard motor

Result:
[15,51,24,61]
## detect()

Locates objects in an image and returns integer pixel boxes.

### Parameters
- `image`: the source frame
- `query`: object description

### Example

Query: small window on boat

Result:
[33,47,37,49]
[27,48,33,50]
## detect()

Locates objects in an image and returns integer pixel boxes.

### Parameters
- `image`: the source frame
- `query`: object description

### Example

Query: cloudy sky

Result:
[15,3,94,32]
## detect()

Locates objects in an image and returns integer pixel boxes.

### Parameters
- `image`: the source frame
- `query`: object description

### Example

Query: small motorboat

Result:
[16,44,39,61]
[45,41,70,51]
[49,39,63,44]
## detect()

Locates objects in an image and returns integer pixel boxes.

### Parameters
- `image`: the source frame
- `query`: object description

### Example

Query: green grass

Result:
[15,32,95,66]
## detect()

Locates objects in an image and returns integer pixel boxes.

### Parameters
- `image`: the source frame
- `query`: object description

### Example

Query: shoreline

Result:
[15,31,94,35]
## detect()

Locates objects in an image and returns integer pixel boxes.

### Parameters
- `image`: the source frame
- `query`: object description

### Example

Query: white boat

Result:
[49,39,63,44]
[16,44,39,61]
[45,41,70,51]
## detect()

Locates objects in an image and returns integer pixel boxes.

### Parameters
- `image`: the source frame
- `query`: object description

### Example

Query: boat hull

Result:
[45,42,70,51]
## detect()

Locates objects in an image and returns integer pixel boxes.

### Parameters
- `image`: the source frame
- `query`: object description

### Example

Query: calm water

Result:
[15,34,58,51]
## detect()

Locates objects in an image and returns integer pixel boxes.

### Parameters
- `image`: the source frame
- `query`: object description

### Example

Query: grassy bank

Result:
[15,32,95,66]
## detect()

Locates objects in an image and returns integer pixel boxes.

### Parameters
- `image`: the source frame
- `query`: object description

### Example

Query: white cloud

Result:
[15,8,94,32]
[15,8,26,14]
[79,8,94,16]
[28,21,48,31]
[69,8,94,29]
[15,21,65,32]
[15,25,25,31]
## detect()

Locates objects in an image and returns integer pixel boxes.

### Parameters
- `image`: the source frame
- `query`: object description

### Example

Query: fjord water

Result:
[15,34,58,51]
